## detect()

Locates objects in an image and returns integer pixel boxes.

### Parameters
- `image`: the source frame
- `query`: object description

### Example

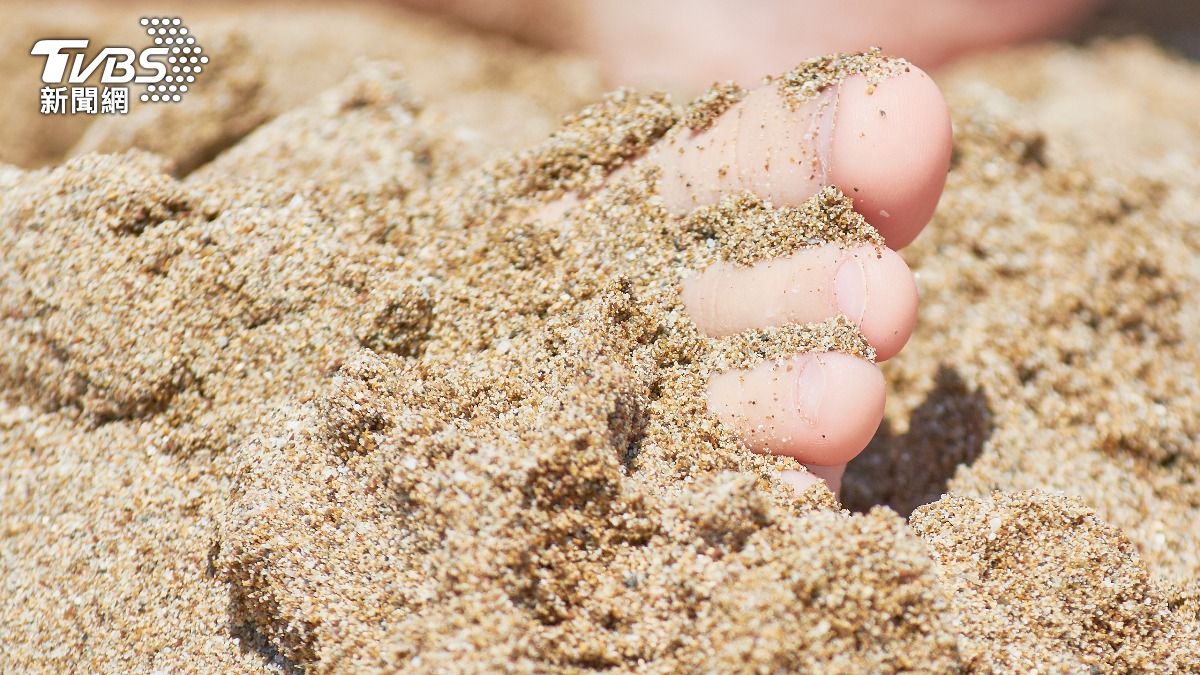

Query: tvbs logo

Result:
[31,17,206,115]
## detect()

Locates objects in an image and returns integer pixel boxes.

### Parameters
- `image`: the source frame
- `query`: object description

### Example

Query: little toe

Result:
[681,242,917,361]
[707,351,885,467]
[781,463,846,496]
[647,60,951,249]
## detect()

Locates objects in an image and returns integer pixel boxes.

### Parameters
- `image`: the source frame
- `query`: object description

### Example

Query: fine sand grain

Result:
[2,3,1199,672]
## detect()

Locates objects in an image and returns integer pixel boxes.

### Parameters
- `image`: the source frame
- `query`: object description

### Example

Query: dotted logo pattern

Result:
[138,17,207,104]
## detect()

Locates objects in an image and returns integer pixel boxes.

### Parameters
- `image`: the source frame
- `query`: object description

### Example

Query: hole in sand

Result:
[840,365,993,517]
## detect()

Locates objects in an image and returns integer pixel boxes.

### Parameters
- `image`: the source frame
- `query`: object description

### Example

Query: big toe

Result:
[649,57,951,249]
[828,68,952,249]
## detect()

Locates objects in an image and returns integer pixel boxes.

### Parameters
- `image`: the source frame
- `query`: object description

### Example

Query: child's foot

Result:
[543,56,952,493]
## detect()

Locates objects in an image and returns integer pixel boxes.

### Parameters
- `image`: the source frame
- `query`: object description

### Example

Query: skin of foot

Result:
[664,66,950,494]
[388,0,1089,492]
[396,0,1098,90]
[539,62,952,494]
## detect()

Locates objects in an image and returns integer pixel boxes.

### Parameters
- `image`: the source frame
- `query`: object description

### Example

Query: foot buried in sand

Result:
[536,49,952,493]
[212,51,957,668]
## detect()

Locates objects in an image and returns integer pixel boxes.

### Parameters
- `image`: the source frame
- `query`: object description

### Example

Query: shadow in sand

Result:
[226,605,303,675]
[207,539,303,674]
[840,365,994,517]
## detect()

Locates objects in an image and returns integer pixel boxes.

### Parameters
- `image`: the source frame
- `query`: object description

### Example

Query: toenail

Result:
[793,354,826,427]
[833,253,867,325]
[778,469,821,493]
[813,87,838,185]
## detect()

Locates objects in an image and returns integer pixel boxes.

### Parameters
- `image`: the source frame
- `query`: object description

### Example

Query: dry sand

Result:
[2,2,1199,672]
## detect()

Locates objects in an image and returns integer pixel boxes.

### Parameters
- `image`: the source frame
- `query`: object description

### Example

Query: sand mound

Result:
[2,4,1199,672]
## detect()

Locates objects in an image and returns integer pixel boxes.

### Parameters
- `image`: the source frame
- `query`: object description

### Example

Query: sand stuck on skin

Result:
[2,3,1199,672]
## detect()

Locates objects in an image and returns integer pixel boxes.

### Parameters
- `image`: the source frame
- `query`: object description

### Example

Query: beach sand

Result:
[1,2,1199,672]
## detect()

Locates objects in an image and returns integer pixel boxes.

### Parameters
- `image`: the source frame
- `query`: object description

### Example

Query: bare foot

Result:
[540,56,952,494]
[664,62,949,494]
